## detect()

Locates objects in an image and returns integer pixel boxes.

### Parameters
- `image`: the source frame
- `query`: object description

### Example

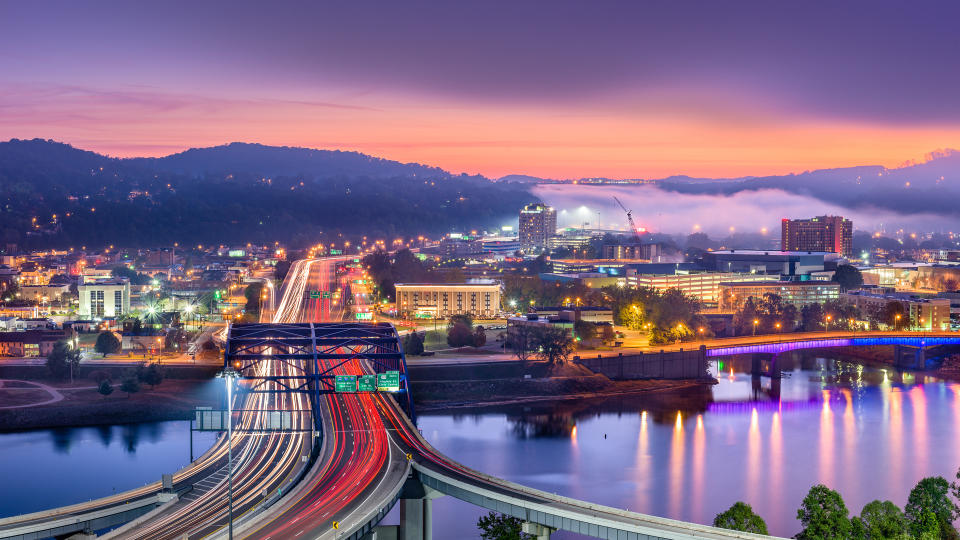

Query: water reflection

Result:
[0,421,216,518]
[42,423,170,454]
[421,350,960,538]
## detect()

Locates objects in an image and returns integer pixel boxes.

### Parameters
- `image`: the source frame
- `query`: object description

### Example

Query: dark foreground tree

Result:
[46,340,81,380]
[533,326,575,365]
[796,484,852,540]
[476,512,532,540]
[713,501,768,534]
[97,380,114,397]
[139,363,163,389]
[120,376,140,398]
[472,325,487,347]
[403,331,425,356]
[833,264,864,291]
[447,322,473,348]
[95,331,121,357]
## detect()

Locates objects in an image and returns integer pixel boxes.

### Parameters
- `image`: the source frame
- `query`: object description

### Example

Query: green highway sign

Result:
[358,375,377,392]
[355,312,372,320]
[377,371,400,391]
[330,249,343,255]
[309,291,321,299]
[322,291,332,299]
[334,375,357,392]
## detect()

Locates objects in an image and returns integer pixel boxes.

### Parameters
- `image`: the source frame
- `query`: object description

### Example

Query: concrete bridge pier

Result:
[522,521,556,539]
[398,471,443,540]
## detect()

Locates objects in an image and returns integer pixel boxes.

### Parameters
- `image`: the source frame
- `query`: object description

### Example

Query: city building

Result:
[18,284,71,303]
[0,329,74,357]
[701,250,831,277]
[530,306,614,324]
[395,282,501,319]
[480,237,522,257]
[842,290,951,331]
[539,272,624,289]
[781,215,853,257]
[439,234,483,257]
[718,281,841,312]
[626,272,779,304]
[602,243,662,261]
[78,278,131,318]
[518,203,557,250]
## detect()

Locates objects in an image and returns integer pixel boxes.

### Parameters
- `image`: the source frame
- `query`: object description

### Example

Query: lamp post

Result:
[752,319,759,337]
[775,322,782,342]
[895,313,902,331]
[218,364,241,540]
[825,314,832,334]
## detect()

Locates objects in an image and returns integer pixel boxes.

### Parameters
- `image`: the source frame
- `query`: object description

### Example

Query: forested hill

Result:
[0,139,534,249]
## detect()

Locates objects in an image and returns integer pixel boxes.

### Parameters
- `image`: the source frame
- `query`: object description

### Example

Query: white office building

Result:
[78,278,131,318]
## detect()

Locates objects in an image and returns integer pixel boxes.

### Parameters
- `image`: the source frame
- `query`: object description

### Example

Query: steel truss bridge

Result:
[224,321,417,431]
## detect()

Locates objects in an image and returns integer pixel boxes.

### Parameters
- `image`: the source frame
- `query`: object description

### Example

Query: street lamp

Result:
[895,313,902,331]
[752,319,759,336]
[825,314,832,334]
[218,363,241,540]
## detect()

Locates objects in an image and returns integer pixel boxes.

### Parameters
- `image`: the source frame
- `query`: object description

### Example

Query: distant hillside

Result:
[0,139,534,249]
[131,142,449,179]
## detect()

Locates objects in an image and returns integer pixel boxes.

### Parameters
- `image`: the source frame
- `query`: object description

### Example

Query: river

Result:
[1,351,957,538]
[0,421,217,518]
[419,351,960,538]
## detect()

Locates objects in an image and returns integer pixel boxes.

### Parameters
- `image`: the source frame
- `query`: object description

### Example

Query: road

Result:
[106,260,325,539]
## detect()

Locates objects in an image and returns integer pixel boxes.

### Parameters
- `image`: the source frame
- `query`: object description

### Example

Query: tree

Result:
[600,324,616,343]
[508,324,535,363]
[533,326,575,366]
[472,325,487,347]
[244,282,264,314]
[476,512,532,540]
[119,376,140,398]
[713,501,769,534]
[796,484,852,540]
[448,313,474,329]
[851,500,908,540]
[46,340,81,380]
[619,304,645,330]
[447,322,474,348]
[403,331,425,356]
[95,331,121,357]
[833,264,864,292]
[952,467,960,525]
[905,476,958,538]
[139,363,163,389]
[97,379,114,397]
[573,320,597,342]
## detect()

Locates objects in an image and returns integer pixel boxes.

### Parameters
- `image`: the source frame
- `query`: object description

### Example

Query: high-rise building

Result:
[518,203,557,250]
[781,216,853,257]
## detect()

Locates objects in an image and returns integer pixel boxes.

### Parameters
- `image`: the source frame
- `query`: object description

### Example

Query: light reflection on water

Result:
[420,352,960,538]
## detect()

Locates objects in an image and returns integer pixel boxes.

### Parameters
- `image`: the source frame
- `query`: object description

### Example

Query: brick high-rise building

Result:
[781,215,852,257]
[519,203,557,250]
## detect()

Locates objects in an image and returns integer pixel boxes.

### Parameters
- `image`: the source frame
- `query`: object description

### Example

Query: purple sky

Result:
[3,1,960,177]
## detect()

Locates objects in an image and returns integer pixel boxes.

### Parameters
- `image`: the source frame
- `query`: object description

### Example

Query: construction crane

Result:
[613,196,644,242]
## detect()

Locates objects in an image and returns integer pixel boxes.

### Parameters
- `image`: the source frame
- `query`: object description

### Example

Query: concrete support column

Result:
[400,498,432,540]
[522,521,555,540]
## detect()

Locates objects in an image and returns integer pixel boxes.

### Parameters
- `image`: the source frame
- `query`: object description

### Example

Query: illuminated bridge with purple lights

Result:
[706,335,960,357]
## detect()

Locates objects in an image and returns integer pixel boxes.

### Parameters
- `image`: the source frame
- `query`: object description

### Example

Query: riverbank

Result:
[408,360,712,411]
[0,379,221,432]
